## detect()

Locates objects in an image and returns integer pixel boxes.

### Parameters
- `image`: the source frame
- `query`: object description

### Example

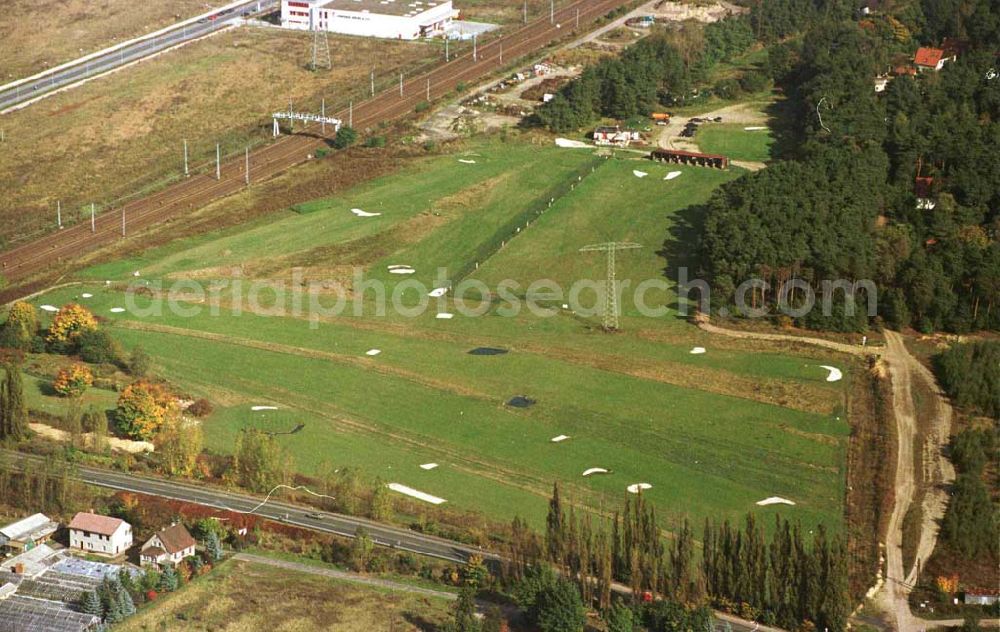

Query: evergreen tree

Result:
[158,567,178,592]
[0,363,29,442]
[80,590,102,616]
[205,530,223,561]
[545,482,565,564]
[606,603,637,632]
[116,583,136,617]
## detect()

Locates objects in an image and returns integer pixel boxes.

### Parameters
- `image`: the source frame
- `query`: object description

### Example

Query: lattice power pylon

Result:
[310,28,331,71]
[579,241,642,331]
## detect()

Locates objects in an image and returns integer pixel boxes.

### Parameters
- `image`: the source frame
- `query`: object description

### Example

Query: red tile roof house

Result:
[68,512,133,557]
[140,523,197,567]
[914,47,955,71]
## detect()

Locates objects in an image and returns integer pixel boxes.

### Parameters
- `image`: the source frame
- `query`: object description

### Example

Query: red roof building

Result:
[914,47,951,71]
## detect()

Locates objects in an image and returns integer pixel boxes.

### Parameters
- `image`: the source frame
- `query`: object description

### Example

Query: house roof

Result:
[915,176,934,198]
[152,524,196,555]
[914,47,944,67]
[140,546,167,558]
[68,513,126,536]
[0,514,57,542]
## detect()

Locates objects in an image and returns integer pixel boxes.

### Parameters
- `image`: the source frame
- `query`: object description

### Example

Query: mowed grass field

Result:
[30,138,852,532]
[117,559,452,632]
[695,124,774,163]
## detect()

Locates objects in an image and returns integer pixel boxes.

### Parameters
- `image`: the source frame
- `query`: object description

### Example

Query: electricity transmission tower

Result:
[310,28,331,71]
[579,241,641,331]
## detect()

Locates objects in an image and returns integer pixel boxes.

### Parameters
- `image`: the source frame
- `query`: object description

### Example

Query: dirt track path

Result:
[698,319,963,630]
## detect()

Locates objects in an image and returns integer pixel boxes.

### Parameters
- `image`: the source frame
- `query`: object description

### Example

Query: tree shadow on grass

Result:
[402,612,443,631]
[657,201,711,319]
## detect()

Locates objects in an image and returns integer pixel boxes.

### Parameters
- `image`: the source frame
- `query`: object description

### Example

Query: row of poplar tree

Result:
[505,483,851,631]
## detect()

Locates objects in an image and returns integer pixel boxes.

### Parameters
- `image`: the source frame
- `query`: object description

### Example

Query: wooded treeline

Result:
[504,483,851,630]
[934,341,1000,418]
[698,0,1000,332]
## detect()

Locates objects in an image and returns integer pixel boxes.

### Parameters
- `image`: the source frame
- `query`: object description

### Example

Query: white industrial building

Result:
[281,0,457,39]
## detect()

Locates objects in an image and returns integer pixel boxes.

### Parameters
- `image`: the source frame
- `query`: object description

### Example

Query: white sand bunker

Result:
[81,293,93,298]
[366,349,381,356]
[388,264,415,275]
[550,435,570,443]
[458,159,476,164]
[133,271,141,277]
[820,365,843,382]
[627,483,652,494]
[756,496,796,506]
[633,170,648,178]
[251,406,278,411]
[690,347,706,355]
[664,171,682,180]
[582,468,609,477]
[419,463,438,470]
[428,287,448,297]
[436,313,454,320]
[744,126,767,131]
[351,208,381,217]
[555,138,589,148]
[387,483,446,505]
[109,308,126,313]
[39,305,59,312]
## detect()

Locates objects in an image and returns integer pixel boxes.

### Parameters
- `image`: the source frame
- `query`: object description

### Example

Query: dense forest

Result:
[534,0,1000,333]
[934,340,1000,418]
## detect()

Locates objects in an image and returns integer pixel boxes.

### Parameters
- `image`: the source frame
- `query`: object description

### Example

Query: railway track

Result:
[1,0,628,286]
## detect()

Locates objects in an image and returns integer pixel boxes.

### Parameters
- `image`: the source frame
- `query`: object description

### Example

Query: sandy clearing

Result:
[550,435,570,442]
[756,496,795,506]
[819,365,843,382]
[582,467,609,476]
[555,138,590,148]
[419,463,439,470]
[30,422,153,453]
[627,483,652,493]
[387,483,447,504]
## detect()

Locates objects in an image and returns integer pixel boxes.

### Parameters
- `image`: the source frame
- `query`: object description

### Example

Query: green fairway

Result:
[28,136,853,534]
[695,123,774,163]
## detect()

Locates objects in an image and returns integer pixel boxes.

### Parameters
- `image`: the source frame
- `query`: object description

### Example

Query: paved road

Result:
[1,450,488,565]
[0,0,277,112]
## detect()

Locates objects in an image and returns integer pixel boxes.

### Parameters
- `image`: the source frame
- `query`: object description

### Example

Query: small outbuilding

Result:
[650,148,729,169]
[0,514,58,553]
[964,588,1000,606]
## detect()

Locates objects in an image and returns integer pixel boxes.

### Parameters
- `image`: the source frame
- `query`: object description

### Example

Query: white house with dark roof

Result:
[68,513,132,557]
[0,513,58,553]
[140,523,197,567]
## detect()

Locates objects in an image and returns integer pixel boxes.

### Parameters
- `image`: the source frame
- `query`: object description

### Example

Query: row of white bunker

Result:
[281,0,457,39]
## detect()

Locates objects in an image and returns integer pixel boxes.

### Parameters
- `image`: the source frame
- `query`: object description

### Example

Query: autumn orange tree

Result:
[115,380,178,440]
[53,364,93,398]
[46,304,98,349]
